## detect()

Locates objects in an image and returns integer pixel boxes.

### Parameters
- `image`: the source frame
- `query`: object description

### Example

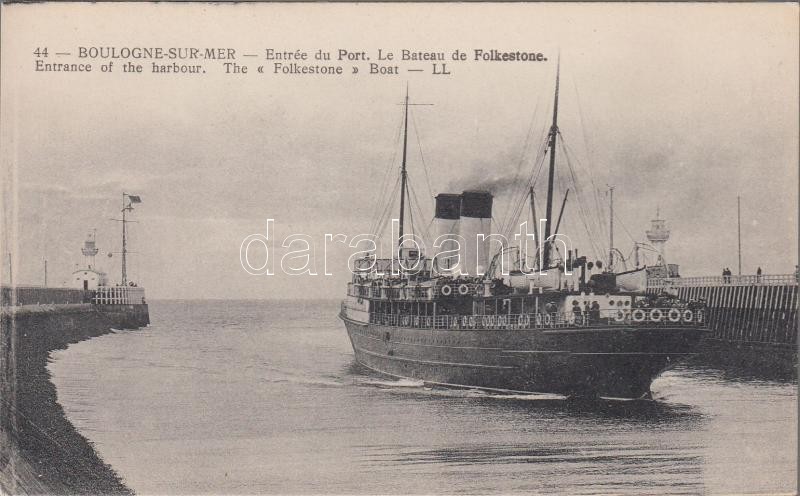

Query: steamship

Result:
[339,67,706,399]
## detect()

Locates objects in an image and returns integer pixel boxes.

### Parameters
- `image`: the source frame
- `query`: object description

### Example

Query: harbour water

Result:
[49,300,796,495]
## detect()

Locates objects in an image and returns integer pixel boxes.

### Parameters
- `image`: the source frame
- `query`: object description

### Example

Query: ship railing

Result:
[347,283,370,298]
[347,282,437,301]
[648,274,798,288]
[364,308,705,331]
[352,257,437,274]
[346,280,486,301]
[353,258,394,273]
[92,286,146,305]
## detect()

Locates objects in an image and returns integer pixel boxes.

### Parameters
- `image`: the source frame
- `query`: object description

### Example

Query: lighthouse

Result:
[646,208,670,266]
[71,230,108,290]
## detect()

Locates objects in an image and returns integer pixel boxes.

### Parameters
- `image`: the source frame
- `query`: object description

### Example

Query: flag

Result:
[128,195,142,203]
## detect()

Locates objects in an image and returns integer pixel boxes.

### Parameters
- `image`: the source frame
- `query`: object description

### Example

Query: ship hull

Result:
[341,316,702,399]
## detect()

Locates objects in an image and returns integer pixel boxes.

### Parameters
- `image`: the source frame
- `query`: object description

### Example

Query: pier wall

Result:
[1,286,94,306]
[0,301,149,495]
[649,275,798,376]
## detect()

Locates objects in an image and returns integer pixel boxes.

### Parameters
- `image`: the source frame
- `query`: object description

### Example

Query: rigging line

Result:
[500,135,544,235]
[521,135,550,215]
[502,133,550,239]
[498,132,545,237]
[372,187,394,239]
[561,136,604,224]
[548,175,565,264]
[503,170,538,239]
[559,140,604,259]
[561,142,603,258]
[615,210,638,244]
[373,117,405,232]
[417,196,433,242]
[500,114,550,237]
[509,150,547,236]
[562,133,609,238]
[510,121,552,231]
[496,96,543,237]
[369,141,402,237]
[425,217,435,240]
[408,182,415,238]
[381,177,402,232]
[408,180,433,242]
[377,181,401,242]
[559,132,609,244]
[587,179,610,243]
[572,77,596,176]
[410,108,436,210]
[623,246,635,263]
[414,200,432,244]
[373,176,401,239]
[406,178,416,240]
[369,110,405,234]
[404,159,433,230]
[413,202,431,243]
[369,160,398,236]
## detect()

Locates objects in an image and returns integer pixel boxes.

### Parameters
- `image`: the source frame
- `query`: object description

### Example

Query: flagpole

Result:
[737,196,742,276]
[122,193,127,285]
[119,193,142,286]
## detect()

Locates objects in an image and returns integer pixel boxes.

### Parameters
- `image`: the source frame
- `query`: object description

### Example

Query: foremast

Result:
[542,58,560,269]
[398,87,409,246]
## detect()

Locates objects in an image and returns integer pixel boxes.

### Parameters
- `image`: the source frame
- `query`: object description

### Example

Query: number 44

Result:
[33,48,48,57]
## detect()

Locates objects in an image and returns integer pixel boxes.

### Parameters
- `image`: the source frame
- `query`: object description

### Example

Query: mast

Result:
[608,186,614,270]
[398,87,409,246]
[542,57,560,269]
[116,193,141,285]
[122,192,128,285]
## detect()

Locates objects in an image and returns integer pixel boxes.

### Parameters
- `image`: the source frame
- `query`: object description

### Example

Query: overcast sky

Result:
[2,3,797,299]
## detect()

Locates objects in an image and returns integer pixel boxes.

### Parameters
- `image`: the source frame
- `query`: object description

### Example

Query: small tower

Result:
[72,230,108,290]
[646,208,670,265]
[81,230,99,269]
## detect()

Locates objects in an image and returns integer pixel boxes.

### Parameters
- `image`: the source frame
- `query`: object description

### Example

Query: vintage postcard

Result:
[1,3,797,495]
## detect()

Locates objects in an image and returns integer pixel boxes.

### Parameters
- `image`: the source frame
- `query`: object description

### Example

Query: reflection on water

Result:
[49,300,796,495]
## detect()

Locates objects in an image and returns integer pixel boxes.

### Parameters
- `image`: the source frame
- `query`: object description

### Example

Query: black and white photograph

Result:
[1,3,797,494]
